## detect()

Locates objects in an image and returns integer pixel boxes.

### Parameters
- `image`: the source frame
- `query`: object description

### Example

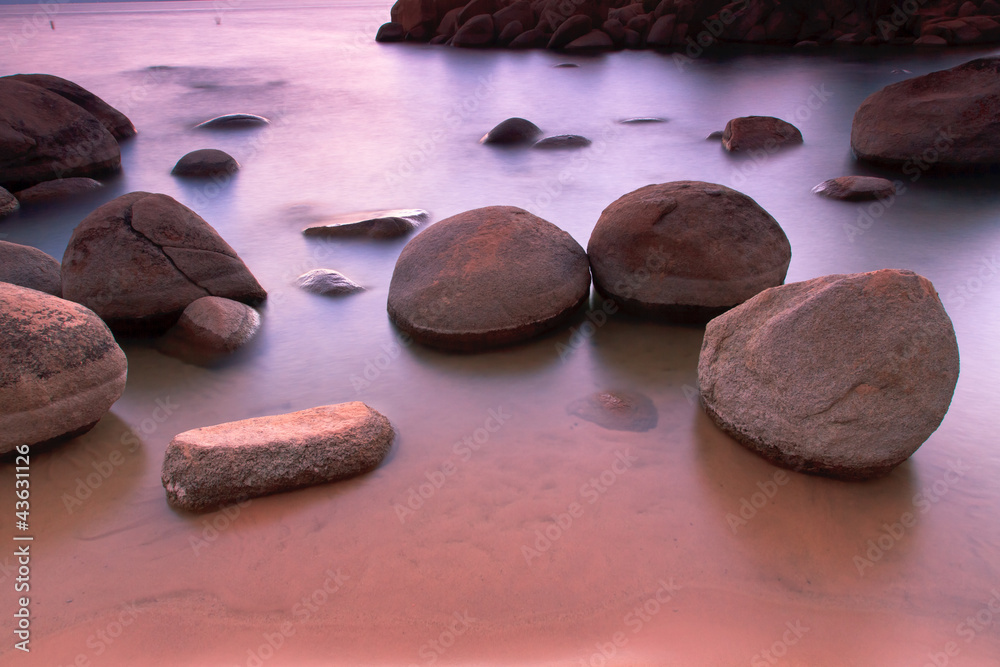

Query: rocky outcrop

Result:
[171,149,240,178]
[2,73,136,141]
[161,402,395,511]
[812,175,896,201]
[157,296,261,362]
[387,206,591,351]
[0,283,127,453]
[587,181,791,321]
[698,269,960,480]
[61,192,267,335]
[0,241,62,296]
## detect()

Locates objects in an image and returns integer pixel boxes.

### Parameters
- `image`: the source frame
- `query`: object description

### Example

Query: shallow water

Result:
[2,2,1000,665]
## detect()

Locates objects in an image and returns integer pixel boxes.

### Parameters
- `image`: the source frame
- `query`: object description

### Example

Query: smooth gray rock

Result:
[295,269,364,295]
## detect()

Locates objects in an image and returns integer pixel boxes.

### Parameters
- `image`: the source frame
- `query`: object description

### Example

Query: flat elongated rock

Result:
[698,269,960,480]
[387,206,591,351]
[158,296,260,362]
[0,241,62,296]
[62,192,267,335]
[15,177,103,204]
[1,283,127,453]
[568,390,658,432]
[161,402,395,511]
[533,134,592,149]
[195,113,270,129]
[619,117,667,124]
[851,57,1000,170]
[812,176,896,201]
[587,181,791,321]
[296,269,364,295]
[302,209,428,239]
[171,149,239,178]
[481,117,541,145]
[3,73,136,140]
[722,115,803,152]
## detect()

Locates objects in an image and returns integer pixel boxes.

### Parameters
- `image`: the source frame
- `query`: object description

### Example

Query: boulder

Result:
[603,18,627,45]
[387,206,591,351]
[161,402,395,511]
[171,149,240,178]
[376,22,406,42]
[619,117,667,124]
[0,187,18,217]
[508,28,550,48]
[567,390,658,432]
[194,113,270,130]
[157,296,260,362]
[480,117,542,145]
[295,269,364,295]
[0,282,127,453]
[548,14,593,48]
[646,14,677,46]
[459,0,500,25]
[3,73,136,141]
[391,0,467,33]
[452,14,495,47]
[587,181,791,321]
[851,57,1000,170]
[533,134,592,148]
[62,192,267,335]
[497,20,525,45]
[812,175,896,201]
[0,241,62,296]
[14,177,103,204]
[0,79,121,191]
[301,208,427,239]
[722,116,803,152]
[698,269,960,480]
[494,0,534,32]
[564,29,614,50]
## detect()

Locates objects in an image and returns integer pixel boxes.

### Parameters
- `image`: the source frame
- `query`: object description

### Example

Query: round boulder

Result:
[480,117,542,145]
[698,269,960,480]
[3,73,136,141]
[376,22,406,42]
[722,115,803,152]
[387,206,591,351]
[0,282,127,453]
[62,192,267,335]
[587,181,791,321]
[171,149,239,178]
[158,296,260,362]
[0,240,62,296]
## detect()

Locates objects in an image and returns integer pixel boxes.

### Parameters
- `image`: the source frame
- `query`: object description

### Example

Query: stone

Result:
[171,149,240,178]
[533,134,592,148]
[548,14,593,49]
[508,28,550,48]
[458,0,499,25]
[14,177,103,204]
[161,402,395,511]
[376,22,406,42]
[646,14,677,46]
[158,296,260,362]
[387,206,591,351]
[301,208,428,239]
[913,34,948,45]
[3,73,136,141]
[0,241,62,296]
[567,390,658,432]
[452,13,495,47]
[0,282,127,453]
[587,181,791,322]
[603,18,627,45]
[295,269,364,296]
[564,29,614,50]
[722,116,803,152]
[852,56,1000,170]
[0,187,18,217]
[497,19,525,45]
[194,113,270,129]
[698,269,960,481]
[481,117,542,145]
[62,192,267,335]
[619,117,667,124]
[494,0,534,33]
[0,79,121,192]
[391,0,467,33]
[812,175,896,201]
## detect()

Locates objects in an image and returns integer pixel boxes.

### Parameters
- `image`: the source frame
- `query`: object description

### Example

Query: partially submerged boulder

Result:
[15,177,103,204]
[171,149,239,178]
[161,402,395,511]
[158,296,260,362]
[698,269,960,480]
[722,115,803,152]
[812,176,896,201]
[194,113,270,130]
[533,134,592,149]
[480,117,542,145]
[3,73,136,141]
[295,269,364,296]
[302,208,428,239]
[0,241,62,296]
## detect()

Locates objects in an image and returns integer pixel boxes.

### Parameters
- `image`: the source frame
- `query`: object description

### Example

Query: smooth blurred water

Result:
[2,2,1000,665]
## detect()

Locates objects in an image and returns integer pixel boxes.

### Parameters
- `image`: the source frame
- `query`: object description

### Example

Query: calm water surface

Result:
[1,2,1000,665]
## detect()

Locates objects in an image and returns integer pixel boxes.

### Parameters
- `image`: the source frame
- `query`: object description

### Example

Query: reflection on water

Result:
[2,2,1000,665]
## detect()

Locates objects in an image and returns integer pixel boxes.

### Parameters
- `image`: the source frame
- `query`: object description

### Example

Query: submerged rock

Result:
[812,176,896,201]
[158,296,260,362]
[15,177,103,204]
[302,208,428,239]
[619,117,667,124]
[61,192,267,335]
[533,134,592,149]
[387,206,591,351]
[698,269,960,481]
[0,241,62,296]
[161,402,395,511]
[295,269,364,295]
[568,390,658,432]
[195,113,270,129]
[0,283,127,453]
[3,73,136,141]
[171,149,240,178]
[722,115,803,152]
[588,181,791,322]
[481,117,542,145]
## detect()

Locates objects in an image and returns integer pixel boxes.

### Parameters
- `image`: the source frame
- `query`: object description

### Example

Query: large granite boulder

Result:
[162,402,394,511]
[698,269,960,480]
[0,283,127,453]
[0,241,62,296]
[0,79,121,191]
[387,206,591,351]
[587,181,791,322]
[62,192,267,335]
[722,115,803,152]
[851,57,1000,170]
[3,73,136,141]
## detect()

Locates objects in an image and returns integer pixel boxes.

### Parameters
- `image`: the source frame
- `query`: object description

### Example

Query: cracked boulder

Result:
[62,192,266,335]
[698,269,960,480]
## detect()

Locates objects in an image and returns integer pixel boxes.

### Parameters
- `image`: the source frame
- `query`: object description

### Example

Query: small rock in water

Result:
[722,116,802,152]
[195,113,270,129]
[706,130,724,140]
[481,117,542,145]
[302,208,428,239]
[619,117,667,124]
[533,134,592,149]
[0,240,62,296]
[161,402,395,512]
[158,296,261,363]
[171,149,240,178]
[375,22,406,42]
[15,177,103,204]
[554,62,580,67]
[296,269,364,296]
[812,176,896,201]
[568,390,658,432]
[0,187,18,216]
